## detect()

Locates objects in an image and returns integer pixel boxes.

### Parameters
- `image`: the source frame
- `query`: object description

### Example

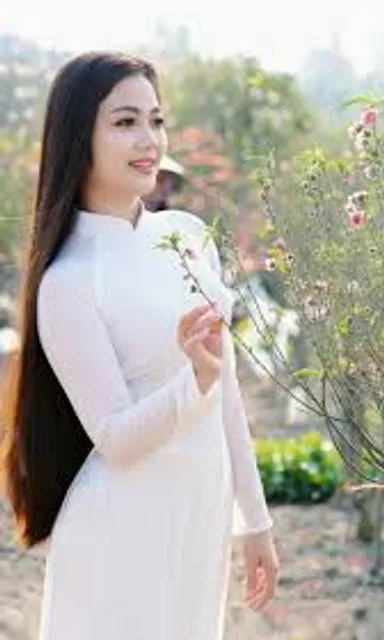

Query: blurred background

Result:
[0,2,384,638]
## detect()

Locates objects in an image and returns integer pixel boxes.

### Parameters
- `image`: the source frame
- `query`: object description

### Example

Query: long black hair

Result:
[0,51,159,548]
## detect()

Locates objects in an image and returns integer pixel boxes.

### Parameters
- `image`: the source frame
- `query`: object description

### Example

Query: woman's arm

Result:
[37,265,216,468]
[202,231,273,535]
[221,326,273,535]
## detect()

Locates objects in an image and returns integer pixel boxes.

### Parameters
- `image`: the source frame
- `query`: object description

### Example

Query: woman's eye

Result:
[115,116,165,128]
[115,118,135,127]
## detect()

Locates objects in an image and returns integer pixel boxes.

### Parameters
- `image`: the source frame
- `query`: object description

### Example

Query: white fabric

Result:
[36,207,272,640]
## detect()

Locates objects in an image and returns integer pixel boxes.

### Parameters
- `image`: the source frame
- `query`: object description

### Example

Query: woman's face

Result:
[87,73,168,202]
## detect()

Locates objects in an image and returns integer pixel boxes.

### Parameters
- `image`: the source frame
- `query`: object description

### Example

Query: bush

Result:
[255,431,344,504]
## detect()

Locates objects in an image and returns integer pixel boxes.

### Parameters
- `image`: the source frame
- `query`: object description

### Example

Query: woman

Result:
[0,51,278,640]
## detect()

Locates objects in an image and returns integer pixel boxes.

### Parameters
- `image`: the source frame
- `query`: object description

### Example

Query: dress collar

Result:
[75,200,147,235]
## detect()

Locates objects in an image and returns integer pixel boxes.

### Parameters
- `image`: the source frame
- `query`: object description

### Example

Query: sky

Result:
[1,0,384,75]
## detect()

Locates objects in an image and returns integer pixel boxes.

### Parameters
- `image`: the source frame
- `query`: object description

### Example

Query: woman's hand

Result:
[242,529,279,611]
[177,303,223,394]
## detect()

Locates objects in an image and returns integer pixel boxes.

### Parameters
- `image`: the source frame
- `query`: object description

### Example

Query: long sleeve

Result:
[222,327,273,535]
[202,231,273,535]
[37,265,217,469]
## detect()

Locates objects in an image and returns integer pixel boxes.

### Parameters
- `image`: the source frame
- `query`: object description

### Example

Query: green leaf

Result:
[247,71,265,89]
[204,215,222,248]
[340,95,374,109]
[155,231,183,252]
[292,368,325,379]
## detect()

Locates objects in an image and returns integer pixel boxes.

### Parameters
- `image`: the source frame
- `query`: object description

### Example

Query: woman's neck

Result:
[80,192,143,226]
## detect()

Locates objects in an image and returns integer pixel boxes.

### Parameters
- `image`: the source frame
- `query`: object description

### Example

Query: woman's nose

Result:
[136,125,158,149]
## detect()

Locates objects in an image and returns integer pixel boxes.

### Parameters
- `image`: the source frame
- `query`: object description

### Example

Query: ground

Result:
[227,500,384,640]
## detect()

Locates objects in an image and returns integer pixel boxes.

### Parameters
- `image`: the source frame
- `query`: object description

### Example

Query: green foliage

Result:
[0,34,66,261]
[255,432,344,504]
[163,56,313,166]
[247,101,384,479]
[0,130,37,260]
[161,56,314,232]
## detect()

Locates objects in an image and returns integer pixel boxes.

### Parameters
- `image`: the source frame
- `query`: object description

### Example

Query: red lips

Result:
[129,159,156,172]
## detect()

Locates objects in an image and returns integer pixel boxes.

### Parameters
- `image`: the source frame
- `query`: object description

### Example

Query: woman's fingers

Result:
[178,305,210,333]
[194,311,222,336]
[182,328,210,358]
[178,306,222,345]
[244,563,278,611]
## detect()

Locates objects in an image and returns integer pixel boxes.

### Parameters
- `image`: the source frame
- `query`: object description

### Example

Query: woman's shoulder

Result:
[152,208,221,274]
[153,208,208,243]
[38,251,90,308]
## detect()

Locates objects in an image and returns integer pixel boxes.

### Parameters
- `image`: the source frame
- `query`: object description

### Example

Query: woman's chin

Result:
[134,175,158,197]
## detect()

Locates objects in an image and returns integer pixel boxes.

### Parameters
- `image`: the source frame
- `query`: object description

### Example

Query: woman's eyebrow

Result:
[110,106,161,115]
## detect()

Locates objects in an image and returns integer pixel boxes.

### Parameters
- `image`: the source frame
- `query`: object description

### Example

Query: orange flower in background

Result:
[170,127,221,151]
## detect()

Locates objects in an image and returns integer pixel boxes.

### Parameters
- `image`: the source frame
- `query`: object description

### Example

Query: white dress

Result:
[36,207,272,640]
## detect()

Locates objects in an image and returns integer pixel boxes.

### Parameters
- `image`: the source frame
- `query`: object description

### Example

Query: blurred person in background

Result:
[143,153,184,211]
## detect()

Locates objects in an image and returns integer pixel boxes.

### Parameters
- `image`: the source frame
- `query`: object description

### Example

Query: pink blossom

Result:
[345,202,355,214]
[314,280,329,294]
[361,106,379,126]
[348,190,368,208]
[354,129,371,152]
[317,305,330,320]
[273,236,287,251]
[364,163,378,180]
[347,121,363,139]
[348,209,366,229]
[265,257,276,271]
